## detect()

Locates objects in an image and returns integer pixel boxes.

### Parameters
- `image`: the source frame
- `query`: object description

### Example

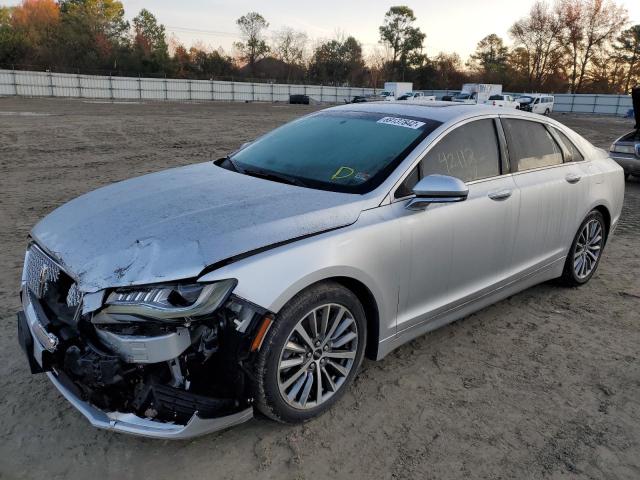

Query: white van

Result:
[517,95,555,115]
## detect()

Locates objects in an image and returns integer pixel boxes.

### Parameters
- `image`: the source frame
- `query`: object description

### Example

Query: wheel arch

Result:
[271,276,382,361]
[326,276,380,361]
[592,204,611,243]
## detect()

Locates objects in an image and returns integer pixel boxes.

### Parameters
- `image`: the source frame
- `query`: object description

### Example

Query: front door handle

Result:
[488,189,512,201]
[566,173,582,184]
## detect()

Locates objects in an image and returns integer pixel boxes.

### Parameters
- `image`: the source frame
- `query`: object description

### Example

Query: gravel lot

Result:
[1,98,639,480]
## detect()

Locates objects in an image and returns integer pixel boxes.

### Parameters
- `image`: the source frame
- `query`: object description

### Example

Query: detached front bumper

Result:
[17,291,254,440]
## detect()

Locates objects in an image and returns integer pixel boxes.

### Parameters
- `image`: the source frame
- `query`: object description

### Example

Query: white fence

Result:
[415,89,633,115]
[0,69,376,104]
[0,69,634,115]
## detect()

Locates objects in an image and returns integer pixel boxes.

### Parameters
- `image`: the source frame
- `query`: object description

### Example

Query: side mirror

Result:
[406,174,468,211]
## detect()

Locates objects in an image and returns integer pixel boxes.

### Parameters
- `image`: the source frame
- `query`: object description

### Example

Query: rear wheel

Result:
[559,210,606,286]
[252,282,367,423]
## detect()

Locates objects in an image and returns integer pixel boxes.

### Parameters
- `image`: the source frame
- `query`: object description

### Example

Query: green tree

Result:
[309,36,365,85]
[0,6,28,65]
[1,0,60,66]
[469,34,509,80]
[234,12,269,73]
[57,0,129,70]
[379,6,426,80]
[131,8,169,74]
[187,46,236,79]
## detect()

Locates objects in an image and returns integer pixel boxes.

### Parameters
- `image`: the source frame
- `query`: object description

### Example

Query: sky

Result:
[3,0,640,60]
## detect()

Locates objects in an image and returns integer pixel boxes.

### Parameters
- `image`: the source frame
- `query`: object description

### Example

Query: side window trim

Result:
[547,125,587,163]
[543,124,566,162]
[545,125,570,163]
[494,118,511,174]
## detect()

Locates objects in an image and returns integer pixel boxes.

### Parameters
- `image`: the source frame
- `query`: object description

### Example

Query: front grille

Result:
[25,244,81,317]
[25,244,61,299]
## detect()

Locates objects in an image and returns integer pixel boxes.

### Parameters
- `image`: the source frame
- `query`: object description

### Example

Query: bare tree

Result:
[366,46,392,88]
[272,27,307,82]
[559,0,627,93]
[558,0,584,92]
[509,2,565,91]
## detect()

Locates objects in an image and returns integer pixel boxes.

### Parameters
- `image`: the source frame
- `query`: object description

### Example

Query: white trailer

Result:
[453,84,502,104]
[381,82,413,101]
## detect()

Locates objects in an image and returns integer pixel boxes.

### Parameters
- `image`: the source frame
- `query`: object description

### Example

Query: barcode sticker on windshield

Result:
[377,117,425,129]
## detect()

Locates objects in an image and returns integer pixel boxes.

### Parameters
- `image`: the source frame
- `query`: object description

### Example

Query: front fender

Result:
[199,207,402,344]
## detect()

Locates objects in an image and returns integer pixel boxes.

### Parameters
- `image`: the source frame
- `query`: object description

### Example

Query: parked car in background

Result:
[484,94,519,109]
[517,95,555,115]
[397,92,436,103]
[18,102,624,439]
[451,92,477,104]
[609,88,640,180]
[610,130,640,180]
[349,94,385,103]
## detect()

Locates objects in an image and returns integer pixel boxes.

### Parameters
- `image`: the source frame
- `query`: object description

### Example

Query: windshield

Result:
[518,96,533,104]
[489,95,503,100]
[230,111,441,194]
[454,93,471,99]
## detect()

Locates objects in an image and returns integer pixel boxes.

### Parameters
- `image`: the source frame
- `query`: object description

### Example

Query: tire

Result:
[544,108,550,116]
[559,210,607,286]
[252,281,367,423]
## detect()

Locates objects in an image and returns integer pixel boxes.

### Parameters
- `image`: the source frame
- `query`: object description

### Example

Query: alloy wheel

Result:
[277,303,358,410]
[573,218,603,279]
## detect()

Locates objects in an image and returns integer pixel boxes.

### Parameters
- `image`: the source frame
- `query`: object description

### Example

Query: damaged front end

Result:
[17,244,271,439]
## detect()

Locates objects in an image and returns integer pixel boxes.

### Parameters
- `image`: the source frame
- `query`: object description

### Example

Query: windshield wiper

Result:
[239,168,308,188]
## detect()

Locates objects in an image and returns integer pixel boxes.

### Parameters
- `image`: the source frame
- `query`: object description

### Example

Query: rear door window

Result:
[502,119,563,171]
[420,119,501,182]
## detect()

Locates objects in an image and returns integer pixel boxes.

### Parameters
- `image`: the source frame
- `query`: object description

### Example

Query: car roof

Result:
[327,101,548,124]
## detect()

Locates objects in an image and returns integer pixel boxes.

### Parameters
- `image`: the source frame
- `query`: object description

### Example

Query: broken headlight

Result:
[104,279,237,321]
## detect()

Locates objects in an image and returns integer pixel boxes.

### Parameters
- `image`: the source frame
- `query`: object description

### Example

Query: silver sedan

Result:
[17,102,624,439]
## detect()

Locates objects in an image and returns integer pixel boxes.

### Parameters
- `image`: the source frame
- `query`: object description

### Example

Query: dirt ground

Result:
[0,98,639,480]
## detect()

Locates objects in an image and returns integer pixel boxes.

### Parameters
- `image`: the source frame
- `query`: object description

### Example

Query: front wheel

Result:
[252,282,367,423]
[559,211,607,286]
[544,108,550,116]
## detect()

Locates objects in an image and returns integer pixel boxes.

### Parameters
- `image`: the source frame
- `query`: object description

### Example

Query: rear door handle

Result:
[566,173,582,184]
[488,189,512,201]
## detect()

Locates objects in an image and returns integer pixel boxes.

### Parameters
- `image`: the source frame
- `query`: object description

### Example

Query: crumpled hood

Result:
[31,162,370,292]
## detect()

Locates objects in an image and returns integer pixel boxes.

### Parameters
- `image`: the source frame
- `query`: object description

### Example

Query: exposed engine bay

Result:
[21,243,270,428]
